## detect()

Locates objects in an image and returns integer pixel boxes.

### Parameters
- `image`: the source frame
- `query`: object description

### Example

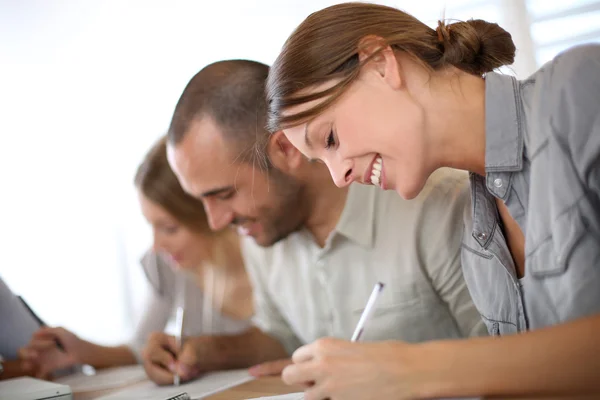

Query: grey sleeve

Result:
[240,239,302,356]
[420,173,487,338]
[128,252,173,362]
[0,277,41,360]
[550,46,600,196]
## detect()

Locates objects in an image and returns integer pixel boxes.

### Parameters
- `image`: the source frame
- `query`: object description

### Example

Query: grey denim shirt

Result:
[461,44,600,335]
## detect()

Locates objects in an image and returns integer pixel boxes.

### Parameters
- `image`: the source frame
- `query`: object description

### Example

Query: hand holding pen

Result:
[141,331,203,386]
[19,326,82,378]
[282,282,417,399]
[18,296,66,352]
[141,304,204,388]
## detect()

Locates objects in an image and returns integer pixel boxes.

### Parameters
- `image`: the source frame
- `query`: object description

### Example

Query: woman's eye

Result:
[325,130,336,149]
[164,226,179,234]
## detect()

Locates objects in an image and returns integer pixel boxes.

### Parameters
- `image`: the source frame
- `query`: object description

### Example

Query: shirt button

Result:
[493,178,503,188]
[476,232,487,241]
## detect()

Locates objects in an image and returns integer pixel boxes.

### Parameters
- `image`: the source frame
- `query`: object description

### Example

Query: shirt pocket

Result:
[351,292,458,343]
[525,201,600,328]
[529,205,587,277]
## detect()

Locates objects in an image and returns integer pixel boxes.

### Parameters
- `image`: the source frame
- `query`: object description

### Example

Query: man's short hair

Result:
[167,59,271,168]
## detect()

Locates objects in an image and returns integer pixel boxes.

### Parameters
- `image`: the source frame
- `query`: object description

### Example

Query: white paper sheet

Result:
[96,369,254,400]
[246,394,304,400]
[55,365,147,392]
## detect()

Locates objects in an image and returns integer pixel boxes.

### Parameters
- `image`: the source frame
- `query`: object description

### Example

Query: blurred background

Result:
[1,0,599,345]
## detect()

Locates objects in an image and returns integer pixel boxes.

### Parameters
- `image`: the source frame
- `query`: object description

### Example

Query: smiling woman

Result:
[266,2,514,199]
[266,2,600,399]
[19,136,253,381]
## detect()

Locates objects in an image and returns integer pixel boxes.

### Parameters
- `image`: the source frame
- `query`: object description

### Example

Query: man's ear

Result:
[357,35,402,90]
[267,131,304,172]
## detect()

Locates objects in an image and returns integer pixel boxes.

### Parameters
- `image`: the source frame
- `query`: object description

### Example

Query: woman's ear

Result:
[267,131,304,172]
[357,35,402,90]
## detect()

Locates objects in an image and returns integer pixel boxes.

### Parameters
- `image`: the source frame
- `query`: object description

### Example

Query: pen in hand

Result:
[351,282,385,342]
[18,296,66,352]
[173,306,184,386]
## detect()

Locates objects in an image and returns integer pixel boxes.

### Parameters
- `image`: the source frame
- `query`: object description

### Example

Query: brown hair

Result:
[135,135,212,234]
[167,59,272,169]
[266,2,516,131]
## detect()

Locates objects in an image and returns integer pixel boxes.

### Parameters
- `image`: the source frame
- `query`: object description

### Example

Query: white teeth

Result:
[237,226,250,236]
[373,159,382,171]
[369,155,383,186]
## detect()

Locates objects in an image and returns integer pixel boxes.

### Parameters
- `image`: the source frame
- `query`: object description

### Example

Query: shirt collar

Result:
[485,72,525,173]
[334,183,376,248]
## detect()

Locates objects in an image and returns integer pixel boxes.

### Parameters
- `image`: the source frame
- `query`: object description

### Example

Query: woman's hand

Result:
[282,338,433,400]
[142,332,202,385]
[19,327,84,378]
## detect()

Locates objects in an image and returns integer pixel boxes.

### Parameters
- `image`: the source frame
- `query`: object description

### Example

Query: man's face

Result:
[168,116,307,247]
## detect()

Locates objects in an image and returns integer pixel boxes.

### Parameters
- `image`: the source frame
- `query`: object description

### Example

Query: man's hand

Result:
[248,358,293,377]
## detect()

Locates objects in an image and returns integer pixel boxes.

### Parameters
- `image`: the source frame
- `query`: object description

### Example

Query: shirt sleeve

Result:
[546,46,600,299]
[128,251,173,362]
[240,238,303,355]
[419,170,488,338]
[549,45,600,197]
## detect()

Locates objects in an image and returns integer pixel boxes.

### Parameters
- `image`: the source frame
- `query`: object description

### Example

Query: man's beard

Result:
[248,167,307,247]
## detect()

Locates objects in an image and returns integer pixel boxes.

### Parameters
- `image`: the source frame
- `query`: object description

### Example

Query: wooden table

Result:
[206,376,301,399]
[74,376,301,399]
[73,376,598,400]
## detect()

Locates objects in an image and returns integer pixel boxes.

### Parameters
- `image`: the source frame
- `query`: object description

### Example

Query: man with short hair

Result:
[141,59,485,385]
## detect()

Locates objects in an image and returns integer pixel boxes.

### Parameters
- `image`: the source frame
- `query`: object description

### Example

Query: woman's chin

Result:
[394,177,427,200]
[176,262,195,271]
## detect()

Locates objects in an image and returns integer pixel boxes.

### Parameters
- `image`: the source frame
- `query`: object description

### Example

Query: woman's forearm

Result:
[418,314,600,398]
[77,341,137,369]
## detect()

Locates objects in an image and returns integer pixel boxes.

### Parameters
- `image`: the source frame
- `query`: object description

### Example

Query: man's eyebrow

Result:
[200,186,234,198]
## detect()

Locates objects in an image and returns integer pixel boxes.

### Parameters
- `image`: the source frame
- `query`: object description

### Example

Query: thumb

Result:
[248,358,293,377]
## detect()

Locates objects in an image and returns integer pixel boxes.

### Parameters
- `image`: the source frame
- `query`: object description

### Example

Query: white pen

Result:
[351,282,385,342]
[174,305,184,386]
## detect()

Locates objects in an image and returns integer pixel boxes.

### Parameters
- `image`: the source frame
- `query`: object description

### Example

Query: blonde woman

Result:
[20,136,253,384]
